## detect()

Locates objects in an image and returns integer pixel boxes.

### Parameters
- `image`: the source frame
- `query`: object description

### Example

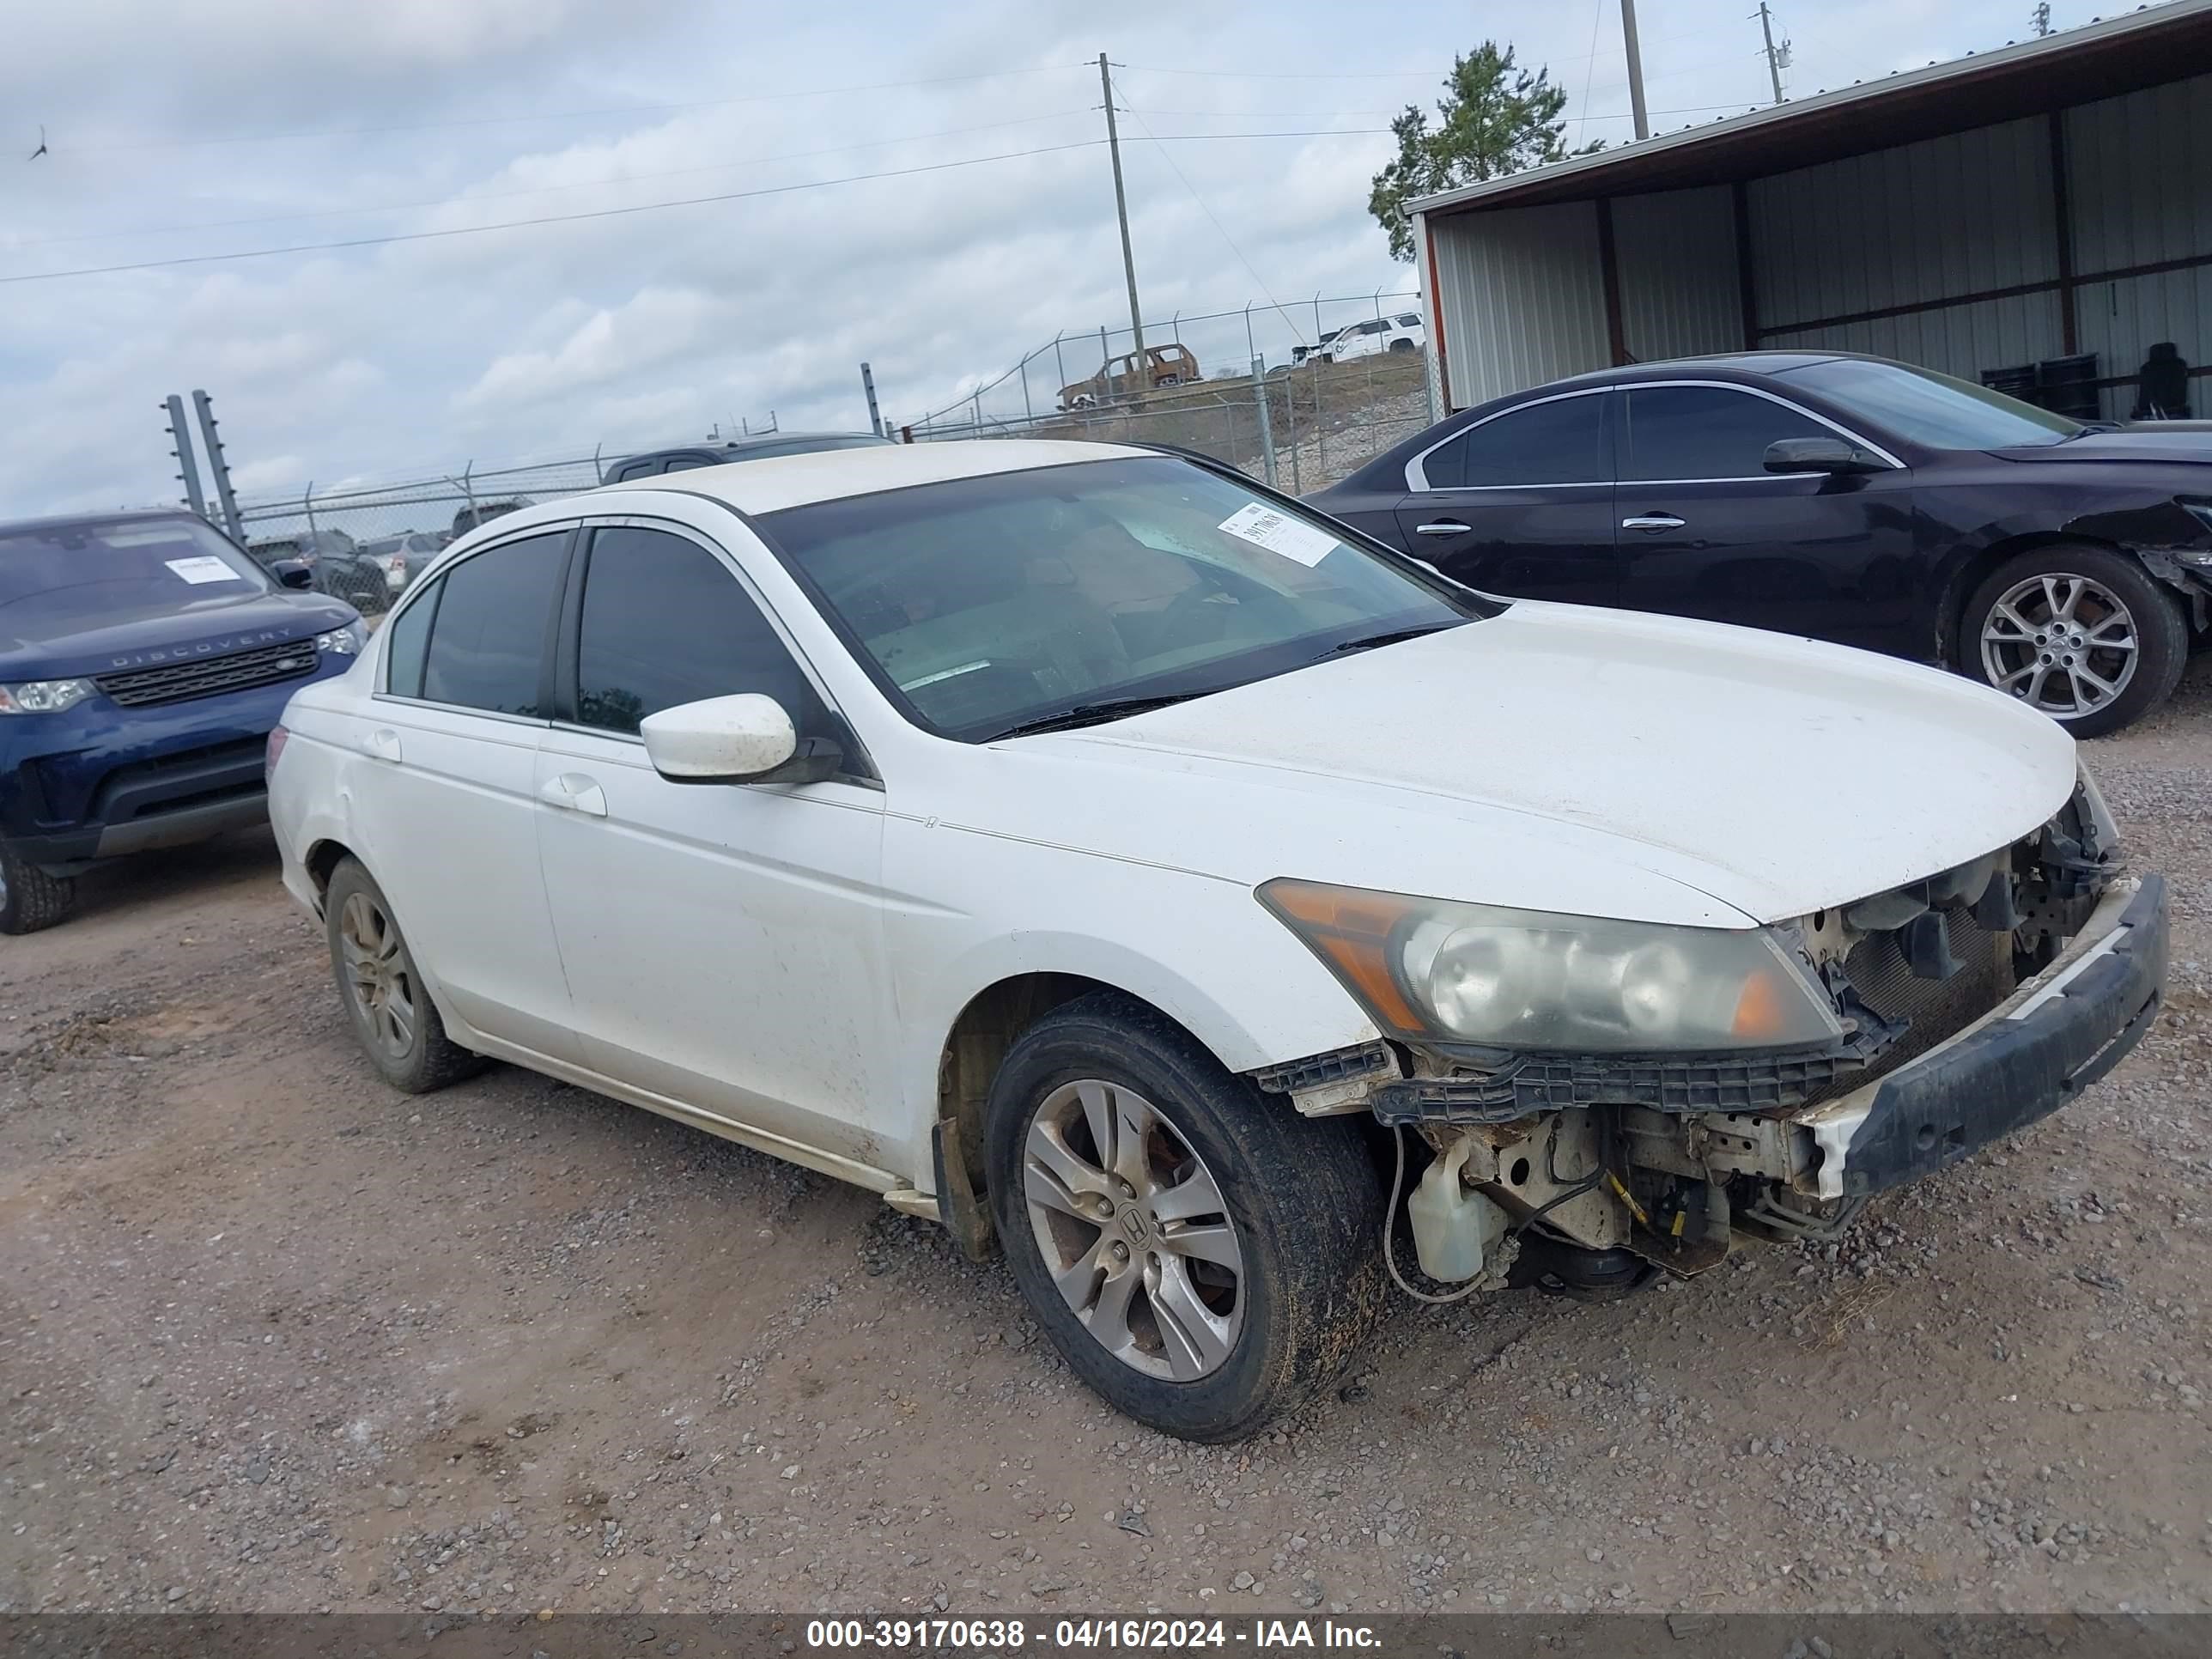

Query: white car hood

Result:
[1012,600,2078,925]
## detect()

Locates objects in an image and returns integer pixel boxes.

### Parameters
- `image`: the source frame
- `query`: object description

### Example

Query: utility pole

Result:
[2032,3,2052,37]
[163,395,207,518]
[1620,0,1650,140]
[1099,52,1146,360]
[190,390,244,540]
[1756,3,1791,105]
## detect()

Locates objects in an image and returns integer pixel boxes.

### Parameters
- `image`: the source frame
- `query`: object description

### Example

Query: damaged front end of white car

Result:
[1251,769,2166,1301]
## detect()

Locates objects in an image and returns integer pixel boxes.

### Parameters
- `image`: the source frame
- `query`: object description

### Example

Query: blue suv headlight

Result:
[315,620,368,656]
[0,678,96,714]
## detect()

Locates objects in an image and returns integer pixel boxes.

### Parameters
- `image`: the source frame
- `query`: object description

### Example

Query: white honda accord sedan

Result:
[269,440,2164,1442]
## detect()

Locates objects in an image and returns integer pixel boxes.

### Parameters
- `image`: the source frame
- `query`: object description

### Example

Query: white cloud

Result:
[0,0,2100,517]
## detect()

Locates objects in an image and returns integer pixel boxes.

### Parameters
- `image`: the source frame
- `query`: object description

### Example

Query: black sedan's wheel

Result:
[984,992,1382,1442]
[323,858,485,1093]
[1965,545,2187,738]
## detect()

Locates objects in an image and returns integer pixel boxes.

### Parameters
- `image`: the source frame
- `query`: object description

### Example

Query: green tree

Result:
[1369,44,1596,261]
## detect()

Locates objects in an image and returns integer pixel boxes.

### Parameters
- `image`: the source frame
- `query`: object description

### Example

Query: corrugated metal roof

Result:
[1411,0,2212,219]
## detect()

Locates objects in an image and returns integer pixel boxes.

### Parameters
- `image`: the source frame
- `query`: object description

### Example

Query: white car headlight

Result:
[0,678,96,714]
[1260,879,1844,1053]
[315,621,368,656]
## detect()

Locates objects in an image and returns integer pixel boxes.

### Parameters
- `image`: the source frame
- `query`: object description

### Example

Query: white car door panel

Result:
[528,521,904,1170]
[350,707,578,1061]
[355,526,580,1062]
[534,735,894,1160]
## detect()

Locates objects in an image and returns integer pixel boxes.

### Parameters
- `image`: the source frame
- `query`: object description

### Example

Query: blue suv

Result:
[0,510,363,933]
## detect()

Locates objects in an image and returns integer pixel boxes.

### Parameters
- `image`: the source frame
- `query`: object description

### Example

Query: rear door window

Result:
[1419,394,1608,489]
[417,532,568,716]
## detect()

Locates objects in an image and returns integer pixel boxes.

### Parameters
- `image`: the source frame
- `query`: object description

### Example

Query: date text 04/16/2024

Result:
[802,1618,1383,1650]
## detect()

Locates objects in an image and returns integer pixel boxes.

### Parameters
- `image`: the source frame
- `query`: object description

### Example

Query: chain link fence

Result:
[902,292,1439,495]
[217,292,1439,615]
[231,458,606,611]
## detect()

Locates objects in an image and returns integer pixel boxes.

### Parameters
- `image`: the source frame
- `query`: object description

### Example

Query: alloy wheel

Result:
[1979,573,2140,720]
[1021,1079,1245,1382]
[337,890,417,1060]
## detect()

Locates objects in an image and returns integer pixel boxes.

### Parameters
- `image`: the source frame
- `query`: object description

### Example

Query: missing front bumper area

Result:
[1273,873,2164,1294]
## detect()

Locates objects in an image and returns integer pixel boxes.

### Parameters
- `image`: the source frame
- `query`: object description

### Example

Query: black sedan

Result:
[1310,351,2212,735]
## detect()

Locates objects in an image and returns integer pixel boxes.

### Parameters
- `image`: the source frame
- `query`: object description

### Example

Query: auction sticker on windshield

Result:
[1217,503,1338,568]
[165,556,240,585]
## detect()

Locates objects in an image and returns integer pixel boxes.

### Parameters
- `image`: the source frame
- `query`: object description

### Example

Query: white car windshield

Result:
[762,455,1487,741]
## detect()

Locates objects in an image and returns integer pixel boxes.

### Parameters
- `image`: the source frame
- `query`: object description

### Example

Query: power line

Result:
[16,110,1098,249]
[1,131,1389,285]
[1115,97,1311,349]
[64,64,1096,153]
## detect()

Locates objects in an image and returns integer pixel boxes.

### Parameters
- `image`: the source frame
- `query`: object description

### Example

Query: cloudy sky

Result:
[0,0,2132,516]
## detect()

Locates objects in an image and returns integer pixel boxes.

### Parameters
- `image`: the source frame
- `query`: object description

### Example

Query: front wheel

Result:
[0,845,76,935]
[984,993,1383,1442]
[1963,546,2188,737]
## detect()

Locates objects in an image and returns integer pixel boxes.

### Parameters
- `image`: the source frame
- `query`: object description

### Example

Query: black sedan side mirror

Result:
[270,558,315,590]
[1765,435,1888,475]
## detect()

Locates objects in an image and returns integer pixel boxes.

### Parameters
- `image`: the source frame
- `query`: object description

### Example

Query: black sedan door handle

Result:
[1622,514,1686,532]
[1414,520,1473,535]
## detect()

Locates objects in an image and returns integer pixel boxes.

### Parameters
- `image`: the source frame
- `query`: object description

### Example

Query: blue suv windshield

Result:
[0,517,271,632]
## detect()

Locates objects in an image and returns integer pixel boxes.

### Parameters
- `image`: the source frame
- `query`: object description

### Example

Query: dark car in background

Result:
[245,527,395,613]
[356,532,444,605]
[1312,351,2212,735]
[600,430,891,483]
[0,511,363,933]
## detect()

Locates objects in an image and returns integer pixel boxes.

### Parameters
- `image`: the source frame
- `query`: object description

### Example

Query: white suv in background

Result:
[1327,313,1425,363]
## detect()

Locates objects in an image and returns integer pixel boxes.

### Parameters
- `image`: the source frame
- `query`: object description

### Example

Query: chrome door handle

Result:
[365,728,403,762]
[1413,520,1472,536]
[538,774,608,817]
[1622,514,1686,532]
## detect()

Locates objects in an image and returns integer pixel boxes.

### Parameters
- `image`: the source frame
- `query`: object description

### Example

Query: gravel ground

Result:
[3,662,2210,1619]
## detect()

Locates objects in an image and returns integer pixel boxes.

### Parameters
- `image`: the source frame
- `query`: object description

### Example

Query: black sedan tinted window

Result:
[1423,395,1607,489]
[1623,386,1829,481]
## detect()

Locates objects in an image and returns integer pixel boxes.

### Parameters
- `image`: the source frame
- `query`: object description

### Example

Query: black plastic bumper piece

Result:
[1827,874,2167,1196]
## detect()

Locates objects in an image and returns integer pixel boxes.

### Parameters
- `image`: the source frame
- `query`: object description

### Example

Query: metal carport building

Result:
[1410,0,2212,420]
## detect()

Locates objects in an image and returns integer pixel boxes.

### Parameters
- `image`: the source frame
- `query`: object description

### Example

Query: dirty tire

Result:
[0,845,76,935]
[323,857,486,1094]
[984,991,1383,1443]
[1961,544,2187,738]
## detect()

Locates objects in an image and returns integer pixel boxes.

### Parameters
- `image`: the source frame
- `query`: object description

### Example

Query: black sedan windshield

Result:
[1778,357,2081,449]
[763,456,1485,741]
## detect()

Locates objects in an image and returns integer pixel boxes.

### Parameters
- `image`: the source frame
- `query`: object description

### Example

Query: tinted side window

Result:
[1624,386,1829,480]
[420,532,567,715]
[1423,395,1607,489]
[574,526,811,736]
[383,580,439,698]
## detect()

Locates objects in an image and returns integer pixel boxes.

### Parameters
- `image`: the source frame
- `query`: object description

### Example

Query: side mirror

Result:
[639,693,841,786]
[1764,435,1887,475]
[270,558,314,590]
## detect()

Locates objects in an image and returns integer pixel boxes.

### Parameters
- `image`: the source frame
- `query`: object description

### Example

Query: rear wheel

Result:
[0,846,76,935]
[984,993,1383,1442]
[324,858,485,1093]
[1963,545,2187,737]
